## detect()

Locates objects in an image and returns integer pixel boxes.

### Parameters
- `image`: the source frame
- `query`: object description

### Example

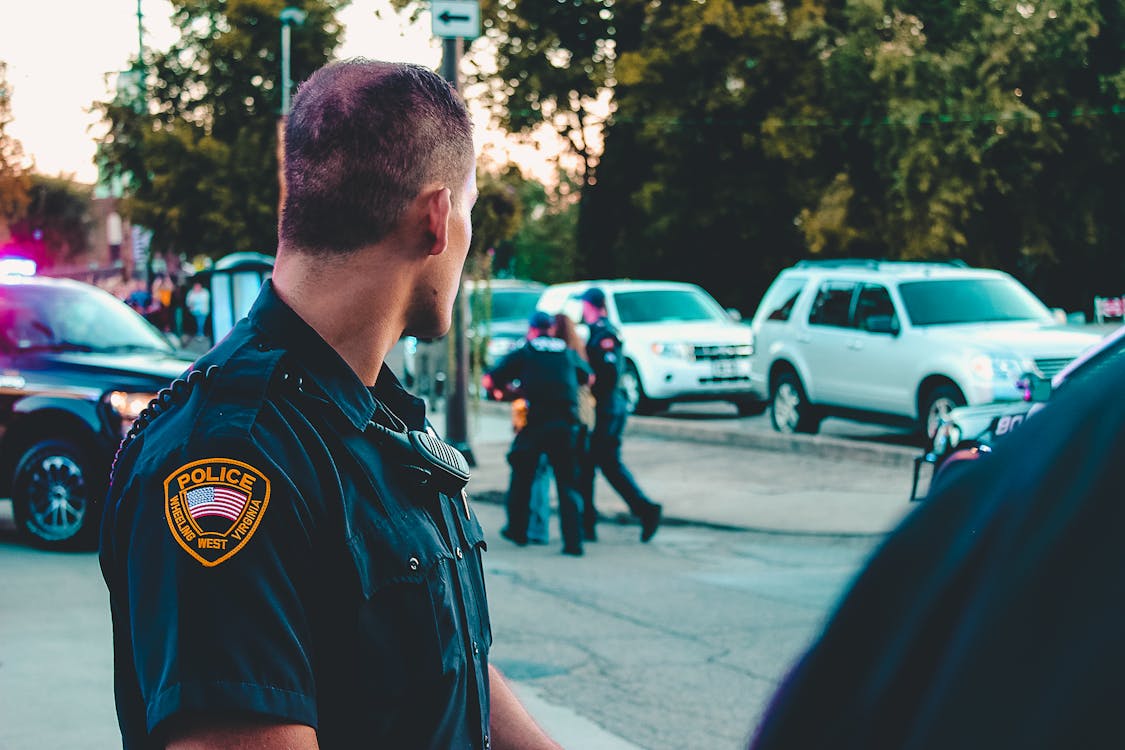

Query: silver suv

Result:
[748,260,1102,437]
[536,279,757,415]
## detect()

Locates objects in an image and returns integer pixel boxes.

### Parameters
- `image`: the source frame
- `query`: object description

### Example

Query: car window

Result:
[0,283,174,354]
[759,277,806,322]
[807,281,857,328]
[854,284,897,332]
[470,288,543,324]
[898,277,1053,326]
[614,289,726,324]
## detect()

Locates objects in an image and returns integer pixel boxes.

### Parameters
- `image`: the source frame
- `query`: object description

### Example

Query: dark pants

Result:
[581,409,654,531]
[506,419,585,552]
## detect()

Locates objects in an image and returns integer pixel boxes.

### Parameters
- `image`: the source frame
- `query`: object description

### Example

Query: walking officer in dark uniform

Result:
[579,287,663,542]
[99,59,562,750]
[483,311,594,556]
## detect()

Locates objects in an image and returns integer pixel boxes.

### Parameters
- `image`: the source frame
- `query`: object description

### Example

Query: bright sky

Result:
[0,0,564,185]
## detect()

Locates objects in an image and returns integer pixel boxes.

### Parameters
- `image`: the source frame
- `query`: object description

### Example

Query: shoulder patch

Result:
[164,458,271,567]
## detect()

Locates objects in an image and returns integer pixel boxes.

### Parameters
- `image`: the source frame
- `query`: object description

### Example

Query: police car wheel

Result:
[11,439,100,550]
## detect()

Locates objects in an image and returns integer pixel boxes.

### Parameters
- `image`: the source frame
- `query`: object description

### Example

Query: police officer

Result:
[483,310,594,556]
[99,60,562,750]
[579,287,663,542]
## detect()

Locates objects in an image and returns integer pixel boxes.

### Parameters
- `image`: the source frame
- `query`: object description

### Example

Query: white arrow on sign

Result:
[431,0,481,39]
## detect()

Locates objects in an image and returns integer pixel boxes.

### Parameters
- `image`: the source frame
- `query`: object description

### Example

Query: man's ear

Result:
[424,187,452,257]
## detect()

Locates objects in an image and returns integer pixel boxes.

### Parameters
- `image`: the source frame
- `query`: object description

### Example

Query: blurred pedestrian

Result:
[185,279,210,341]
[746,344,1125,750]
[579,286,662,542]
[484,310,593,556]
[100,58,563,749]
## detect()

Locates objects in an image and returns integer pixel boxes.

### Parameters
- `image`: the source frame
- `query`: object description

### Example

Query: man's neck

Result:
[271,249,406,387]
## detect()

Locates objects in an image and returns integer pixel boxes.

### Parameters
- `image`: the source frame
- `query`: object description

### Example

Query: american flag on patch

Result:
[185,485,248,521]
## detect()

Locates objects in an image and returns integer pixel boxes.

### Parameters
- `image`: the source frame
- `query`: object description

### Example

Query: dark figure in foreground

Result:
[483,310,593,556]
[747,344,1125,749]
[100,59,561,750]
[578,287,662,542]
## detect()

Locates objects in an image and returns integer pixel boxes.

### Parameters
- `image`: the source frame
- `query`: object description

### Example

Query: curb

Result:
[469,398,920,470]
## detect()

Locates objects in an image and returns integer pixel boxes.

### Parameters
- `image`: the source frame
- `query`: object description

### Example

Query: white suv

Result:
[536,279,758,415]
[748,260,1103,437]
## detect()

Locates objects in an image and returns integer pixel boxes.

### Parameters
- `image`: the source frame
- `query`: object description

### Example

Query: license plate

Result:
[711,360,737,377]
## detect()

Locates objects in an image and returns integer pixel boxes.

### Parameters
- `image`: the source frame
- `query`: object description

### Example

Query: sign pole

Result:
[440,35,475,467]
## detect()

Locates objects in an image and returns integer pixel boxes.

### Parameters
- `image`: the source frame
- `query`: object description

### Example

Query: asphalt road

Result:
[0,402,918,749]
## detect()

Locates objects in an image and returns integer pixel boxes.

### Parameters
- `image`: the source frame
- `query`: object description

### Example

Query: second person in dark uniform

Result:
[579,286,663,543]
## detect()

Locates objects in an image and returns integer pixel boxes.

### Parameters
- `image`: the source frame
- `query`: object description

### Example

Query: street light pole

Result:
[440,36,475,467]
[277,7,307,211]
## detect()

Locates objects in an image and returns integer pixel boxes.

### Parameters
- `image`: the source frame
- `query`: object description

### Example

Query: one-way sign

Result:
[432,0,480,39]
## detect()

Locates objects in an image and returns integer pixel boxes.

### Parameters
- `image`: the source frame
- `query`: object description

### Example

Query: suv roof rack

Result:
[793,258,970,270]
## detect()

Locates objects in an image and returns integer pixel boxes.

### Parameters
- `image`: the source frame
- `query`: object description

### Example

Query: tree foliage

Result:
[507,0,1124,315]
[95,0,346,260]
[6,174,93,264]
[0,61,31,225]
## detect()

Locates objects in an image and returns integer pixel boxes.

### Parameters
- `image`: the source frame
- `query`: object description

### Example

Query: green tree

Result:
[7,175,93,265]
[0,61,31,227]
[94,0,346,261]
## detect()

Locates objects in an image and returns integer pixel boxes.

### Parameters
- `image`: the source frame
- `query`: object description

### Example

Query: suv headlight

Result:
[650,342,694,360]
[107,390,158,437]
[969,354,1033,384]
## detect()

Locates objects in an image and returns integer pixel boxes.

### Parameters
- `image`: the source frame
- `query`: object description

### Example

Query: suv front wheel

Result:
[921,384,967,440]
[11,439,100,550]
[621,362,668,416]
[770,371,821,434]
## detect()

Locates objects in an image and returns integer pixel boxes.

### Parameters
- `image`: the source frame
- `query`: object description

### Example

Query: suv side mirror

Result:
[726,307,743,322]
[863,314,899,336]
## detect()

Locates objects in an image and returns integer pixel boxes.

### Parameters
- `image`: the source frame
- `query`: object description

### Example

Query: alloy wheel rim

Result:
[774,382,800,432]
[927,397,957,439]
[26,455,87,541]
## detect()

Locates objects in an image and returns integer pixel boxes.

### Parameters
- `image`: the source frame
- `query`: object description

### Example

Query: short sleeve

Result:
[120,435,319,735]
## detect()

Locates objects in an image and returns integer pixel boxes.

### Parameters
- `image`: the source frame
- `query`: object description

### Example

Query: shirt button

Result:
[455,547,463,559]
[484,735,490,749]
[472,641,479,655]
[408,557,419,570]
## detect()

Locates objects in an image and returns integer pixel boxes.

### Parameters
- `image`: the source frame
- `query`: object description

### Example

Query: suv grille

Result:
[1035,357,1073,378]
[694,344,753,361]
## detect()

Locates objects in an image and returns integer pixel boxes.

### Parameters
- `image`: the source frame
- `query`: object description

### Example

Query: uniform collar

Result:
[247,279,425,432]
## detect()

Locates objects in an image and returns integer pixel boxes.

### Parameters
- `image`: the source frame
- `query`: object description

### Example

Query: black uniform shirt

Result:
[487,334,592,425]
[748,348,1125,750]
[584,317,625,412]
[99,280,493,749]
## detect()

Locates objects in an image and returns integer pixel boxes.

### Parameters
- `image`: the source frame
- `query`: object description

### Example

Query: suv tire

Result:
[622,362,668,416]
[770,371,821,434]
[12,439,100,550]
[921,384,966,440]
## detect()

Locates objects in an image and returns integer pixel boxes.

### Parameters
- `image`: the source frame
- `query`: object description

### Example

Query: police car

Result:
[0,274,196,549]
[911,324,1125,501]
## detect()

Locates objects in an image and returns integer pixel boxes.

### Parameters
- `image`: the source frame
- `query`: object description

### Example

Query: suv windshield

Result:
[898,277,1053,326]
[615,289,726,324]
[472,289,543,323]
[0,283,175,354]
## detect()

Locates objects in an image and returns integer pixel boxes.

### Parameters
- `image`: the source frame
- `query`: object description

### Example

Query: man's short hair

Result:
[280,58,475,254]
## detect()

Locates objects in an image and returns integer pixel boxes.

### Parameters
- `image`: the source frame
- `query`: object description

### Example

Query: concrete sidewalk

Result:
[443,400,921,538]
